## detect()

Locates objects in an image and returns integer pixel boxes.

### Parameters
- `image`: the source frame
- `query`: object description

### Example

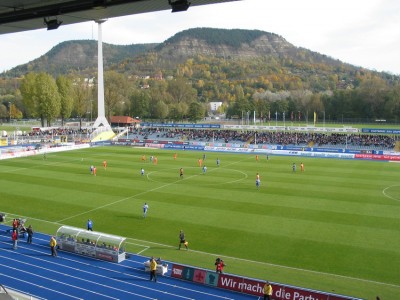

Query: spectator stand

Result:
[56,225,126,263]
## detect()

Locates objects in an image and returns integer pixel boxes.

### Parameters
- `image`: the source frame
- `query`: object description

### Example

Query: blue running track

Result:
[0,225,254,300]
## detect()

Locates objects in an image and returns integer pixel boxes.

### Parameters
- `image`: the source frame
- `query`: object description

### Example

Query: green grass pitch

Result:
[0,146,399,299]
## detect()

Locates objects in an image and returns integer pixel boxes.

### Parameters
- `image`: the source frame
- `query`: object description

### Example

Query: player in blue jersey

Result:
[202,165,207,174]
[143,203,149,218]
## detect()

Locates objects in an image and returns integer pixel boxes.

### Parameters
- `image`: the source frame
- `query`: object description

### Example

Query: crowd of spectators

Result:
[15,126,397,150]
[27,128,94,137]
[128,128,398,150]
[8,127,96,144]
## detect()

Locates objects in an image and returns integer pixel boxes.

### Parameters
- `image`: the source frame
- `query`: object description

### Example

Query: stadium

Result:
[1,1,400,298]
[1,122,399,299]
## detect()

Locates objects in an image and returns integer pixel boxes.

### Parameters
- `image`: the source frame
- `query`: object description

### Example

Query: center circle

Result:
[147,167,248,186]
[382,185,400,202]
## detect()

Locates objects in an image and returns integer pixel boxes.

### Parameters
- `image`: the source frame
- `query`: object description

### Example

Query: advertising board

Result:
[170,263,362,300]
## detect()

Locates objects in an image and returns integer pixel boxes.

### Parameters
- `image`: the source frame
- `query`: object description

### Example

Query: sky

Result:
[1,0,400,74]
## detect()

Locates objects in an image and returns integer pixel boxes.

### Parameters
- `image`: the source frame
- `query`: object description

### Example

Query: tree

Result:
[73,77,92,129]
[323,90,352,122]
[148,80,171,119]
[309,93,324,115]
[20,72,39,119]
[153,100,169,120]
[357,76,388,118]
[12,89,24,119]
[36,73,61,126]
[226,84,253,119]
[104,71,129,121]
[56,75,74,126]
[0,95,16,120]
[169,102,189,121]
[10,103,23,120]
[252,93,270,121]
[188,101,205,122]
[130,89,149,119]
[291,89,313,113]
[0,104,7,120]
[270,99,289,116]
[383,84,400,122]
[20,72,61,126]
[167,77,197,104]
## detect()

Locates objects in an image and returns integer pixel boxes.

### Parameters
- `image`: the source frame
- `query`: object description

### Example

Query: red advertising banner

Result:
[171,264,185,279]
[170,264,361,300]
[270,284,352,300]
[354,153,400,161]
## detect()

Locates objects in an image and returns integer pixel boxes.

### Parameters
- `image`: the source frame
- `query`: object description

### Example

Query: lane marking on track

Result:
[0,271,79,300]
[0,253,172,300]
[0,241,236,300]
[0,262,119,299]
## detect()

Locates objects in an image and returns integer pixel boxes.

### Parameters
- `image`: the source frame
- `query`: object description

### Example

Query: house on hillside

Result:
[154,70,163,80]
[209,102,223,112]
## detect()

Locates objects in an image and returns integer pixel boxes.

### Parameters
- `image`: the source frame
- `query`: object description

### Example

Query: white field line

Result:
[382,184,400,202]
[123,236,400,290]
[0,156,87,174]
[56,156,252,223]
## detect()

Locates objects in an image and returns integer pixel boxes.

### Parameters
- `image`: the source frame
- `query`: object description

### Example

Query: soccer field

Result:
[0,146,399,299]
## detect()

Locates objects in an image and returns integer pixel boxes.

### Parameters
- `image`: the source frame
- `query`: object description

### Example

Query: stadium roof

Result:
[111,116,140,124]
[0,0,239,35]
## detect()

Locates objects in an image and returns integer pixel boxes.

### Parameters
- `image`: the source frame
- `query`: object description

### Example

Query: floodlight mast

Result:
[169,0,191,12]
[44,17,62,30]
[93,19,111,129]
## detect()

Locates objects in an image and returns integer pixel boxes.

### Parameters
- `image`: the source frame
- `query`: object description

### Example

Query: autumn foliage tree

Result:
[20,72,61,126]
[56,75,74,126]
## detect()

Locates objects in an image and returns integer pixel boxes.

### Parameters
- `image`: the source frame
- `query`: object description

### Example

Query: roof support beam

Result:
[0,0,146,25]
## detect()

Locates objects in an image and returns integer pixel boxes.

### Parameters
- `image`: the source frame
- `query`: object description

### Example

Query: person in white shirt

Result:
[143,203,149,218]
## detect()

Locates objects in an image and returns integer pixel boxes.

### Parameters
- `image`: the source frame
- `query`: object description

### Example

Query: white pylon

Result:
[93,19,111,129]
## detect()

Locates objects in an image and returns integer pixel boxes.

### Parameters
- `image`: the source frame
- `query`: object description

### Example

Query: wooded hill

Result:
[5,27,399,92]
[2,28,400,124]
[6,40,157,78]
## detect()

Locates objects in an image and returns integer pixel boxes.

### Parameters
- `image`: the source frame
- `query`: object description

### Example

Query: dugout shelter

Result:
[56,225,126,263]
